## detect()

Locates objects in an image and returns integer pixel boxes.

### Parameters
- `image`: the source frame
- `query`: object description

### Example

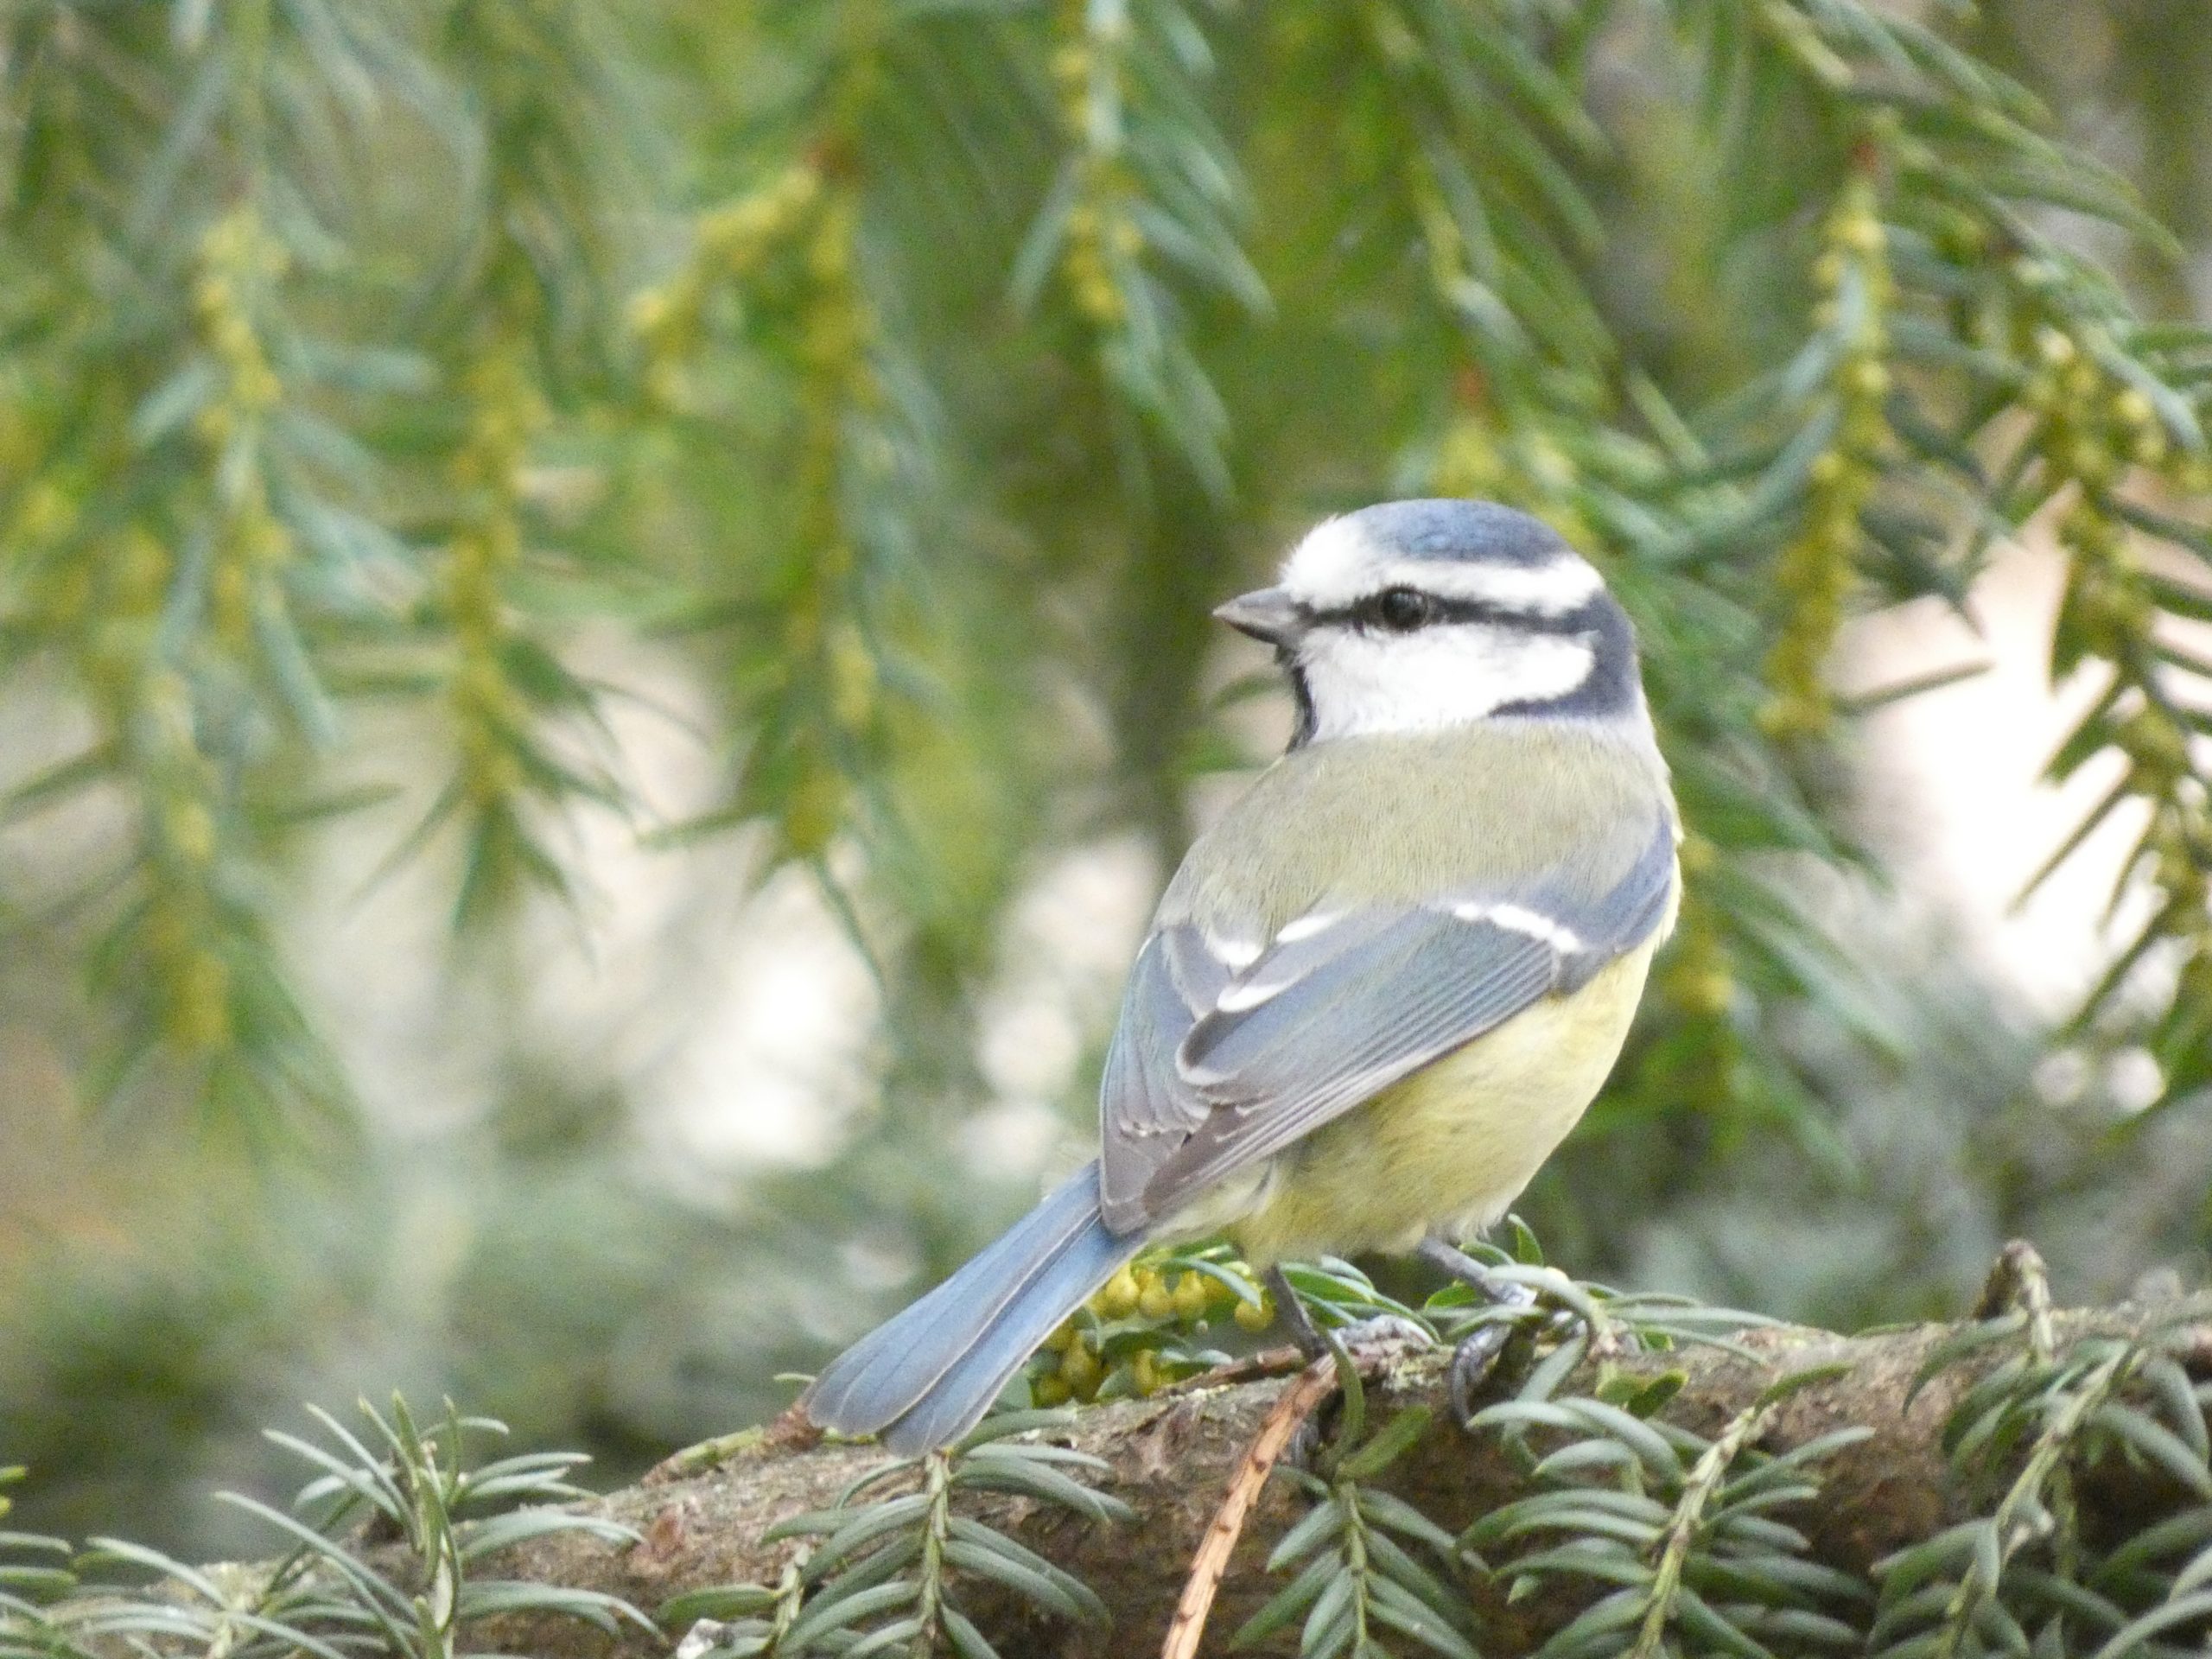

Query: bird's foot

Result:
[1444,1321,1520,1428]
[1336,1313,1437,1351]
[1262,1268,1433,1363]
[1414,1237,1548,1428]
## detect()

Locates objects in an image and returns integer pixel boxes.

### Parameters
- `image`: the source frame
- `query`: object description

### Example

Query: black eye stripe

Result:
[1306,593,1607,636]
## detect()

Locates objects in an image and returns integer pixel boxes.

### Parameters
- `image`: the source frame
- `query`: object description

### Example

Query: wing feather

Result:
[1096,812,1677,1232]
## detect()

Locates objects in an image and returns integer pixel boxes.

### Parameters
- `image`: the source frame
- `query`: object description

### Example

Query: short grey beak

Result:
[1212,586,1306,646]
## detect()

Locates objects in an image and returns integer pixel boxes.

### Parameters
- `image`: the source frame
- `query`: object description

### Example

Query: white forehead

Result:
[1280,513,1603,615]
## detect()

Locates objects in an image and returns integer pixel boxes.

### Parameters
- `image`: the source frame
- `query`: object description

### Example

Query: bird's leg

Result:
[1415,1236,1540,1427]
[1264,1265,1330,1361]
[1259,1265,1339,1472]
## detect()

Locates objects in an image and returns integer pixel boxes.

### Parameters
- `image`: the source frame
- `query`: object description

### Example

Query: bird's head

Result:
[1215,499,1642,747]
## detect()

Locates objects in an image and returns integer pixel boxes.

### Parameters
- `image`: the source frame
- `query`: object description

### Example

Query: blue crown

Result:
[1340,499,1567,567]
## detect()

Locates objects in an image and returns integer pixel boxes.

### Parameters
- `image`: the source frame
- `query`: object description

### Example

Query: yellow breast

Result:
[1221,938,1661,1267]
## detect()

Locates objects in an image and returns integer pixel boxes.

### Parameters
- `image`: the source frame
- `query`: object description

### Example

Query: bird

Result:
[802,499,1681,1455]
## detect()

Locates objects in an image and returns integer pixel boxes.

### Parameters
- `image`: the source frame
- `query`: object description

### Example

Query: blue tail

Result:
[801,1161,1142,1454]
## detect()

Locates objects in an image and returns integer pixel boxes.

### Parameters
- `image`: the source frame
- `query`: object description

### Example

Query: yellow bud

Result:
[1835,211,1885,257]
[163,799,218,866]
[1131,1351,1161,1396]
[1032,1372,1072,1408]
[1846,359,1891,399]
[780,764,845,857]
[169,950,232,1050]
[467,748,524,805]
[212,559,251,642]
[1096,1265,1140,1319]
[1946,218,1989,259]
[626,288,674,338]
[778,166,822,213]
[1077,273,1123,324]
[1693,969,1736,1014]
[246,514,289,568]
[2114,388,2156,429]
[827,622,877,733]
[2119,711,2190,779]
[15,481,76,543]
[1841,404,1890,455]
[1138,1278,1175,1321]
[2069,441,2113,485]
[1172,1273,1210,1321]
[212,314,256,365]
[1757,695,1825,741]
[1041,1319,1077,1354]
[1058,1338,1102,1395]
[1234,1293,1274,1332]
[2036,327,2076,366]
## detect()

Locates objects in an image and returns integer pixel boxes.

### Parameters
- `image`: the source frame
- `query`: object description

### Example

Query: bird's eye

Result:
[1374,587,1434,631]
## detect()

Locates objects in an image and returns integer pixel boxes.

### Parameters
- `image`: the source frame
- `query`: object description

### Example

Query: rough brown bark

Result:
[461,1299,2210,1659]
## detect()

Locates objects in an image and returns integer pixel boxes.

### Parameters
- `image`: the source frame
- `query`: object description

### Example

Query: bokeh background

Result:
[3,0,2210,1560]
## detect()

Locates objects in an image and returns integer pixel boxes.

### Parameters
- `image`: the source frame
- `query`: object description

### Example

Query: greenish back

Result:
[1160,721,1675,935]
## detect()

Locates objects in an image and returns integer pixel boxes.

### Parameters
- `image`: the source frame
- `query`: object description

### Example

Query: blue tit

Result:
[802,499,1680,1453]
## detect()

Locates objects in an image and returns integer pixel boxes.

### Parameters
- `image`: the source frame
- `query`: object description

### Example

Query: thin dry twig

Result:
[645,1404,824,1485]
[1160,1356,1338,1659]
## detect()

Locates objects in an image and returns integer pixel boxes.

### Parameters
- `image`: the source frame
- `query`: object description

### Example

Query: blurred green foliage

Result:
[2,0,2209,1558]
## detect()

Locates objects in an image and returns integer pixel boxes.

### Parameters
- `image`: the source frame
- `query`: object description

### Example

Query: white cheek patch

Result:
[1282,516,1602,615]
[1302,623,1596,739]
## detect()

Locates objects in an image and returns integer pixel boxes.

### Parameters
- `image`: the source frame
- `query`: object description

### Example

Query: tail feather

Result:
[802,1161,1143,1453]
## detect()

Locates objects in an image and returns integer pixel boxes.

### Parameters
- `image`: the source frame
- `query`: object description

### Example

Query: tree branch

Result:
[460,1298,2212,1659]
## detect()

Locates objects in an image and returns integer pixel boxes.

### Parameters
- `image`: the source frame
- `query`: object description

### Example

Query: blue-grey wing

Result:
[1096,925,1224,1230]
[1097,813,1677,1230]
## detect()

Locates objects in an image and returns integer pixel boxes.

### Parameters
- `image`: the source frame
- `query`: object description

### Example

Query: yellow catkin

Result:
[442,341,546,815]
[632,163,825,404]
[625,139,884,865]
[1993,276,2212,1049]
[1052,0,1142,328]
[1761,174,1893,740]
[189,208,299,664]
